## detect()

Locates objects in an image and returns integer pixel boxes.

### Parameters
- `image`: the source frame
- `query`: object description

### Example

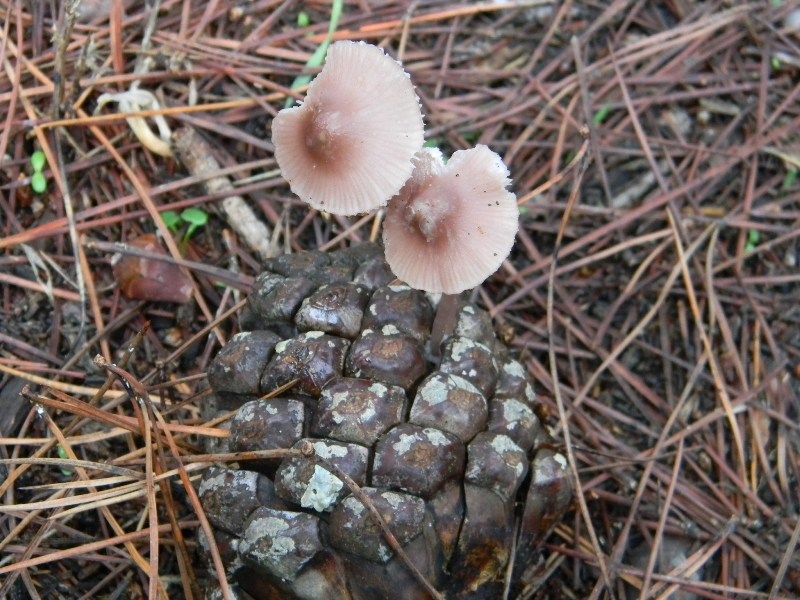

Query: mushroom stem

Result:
[429,293,461,358]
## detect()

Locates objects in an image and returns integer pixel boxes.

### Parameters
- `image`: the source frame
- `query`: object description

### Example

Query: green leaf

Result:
[31,150,46,172]
[31,171,47,194]
[181,207,209,227]
[771,56,782,70]
[297,11,311,27]
[161,210,182,232]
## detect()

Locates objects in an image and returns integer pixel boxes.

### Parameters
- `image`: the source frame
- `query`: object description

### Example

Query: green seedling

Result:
[593,104,612,126]
[297,11,311,27]
[771,56,782,70]
[30,150,48,194]
[782,168,798,191]
[423,138,443,149]
[31,172,47,195]
[57,445,75,477]
[463,132,481,144]
[181,207,209,240]
[161,210,182,233]
[745,229,761,254]
[161,208,209,251]
[285,0,344,108]
[31,150,46,172]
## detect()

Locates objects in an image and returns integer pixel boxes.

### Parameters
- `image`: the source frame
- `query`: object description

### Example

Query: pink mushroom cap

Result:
[383,145,519,294]
[272,41,425,215]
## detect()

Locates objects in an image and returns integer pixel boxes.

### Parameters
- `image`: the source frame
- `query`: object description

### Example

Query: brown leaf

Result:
[112,234,193,303]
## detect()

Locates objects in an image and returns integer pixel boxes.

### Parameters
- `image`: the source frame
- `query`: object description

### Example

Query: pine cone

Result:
[200,244,572,599]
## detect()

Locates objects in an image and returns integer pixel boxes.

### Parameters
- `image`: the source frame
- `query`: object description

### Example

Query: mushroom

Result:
[272,41,425,215]
[382,145,519,295]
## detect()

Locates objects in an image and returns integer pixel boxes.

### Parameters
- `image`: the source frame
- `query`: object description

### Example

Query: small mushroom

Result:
[382,145,519,295]
[272,41,424,215]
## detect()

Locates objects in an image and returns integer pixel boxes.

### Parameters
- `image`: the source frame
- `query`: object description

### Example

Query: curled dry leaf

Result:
[112,234,193,303]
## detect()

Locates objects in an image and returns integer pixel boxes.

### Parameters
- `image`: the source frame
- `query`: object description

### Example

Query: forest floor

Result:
[0,1,799,599]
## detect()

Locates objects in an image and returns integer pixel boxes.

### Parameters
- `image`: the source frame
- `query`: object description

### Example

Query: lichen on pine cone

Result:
[199,243,572,600]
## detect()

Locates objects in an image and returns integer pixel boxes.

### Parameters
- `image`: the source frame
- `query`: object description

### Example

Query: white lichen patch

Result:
[380,324,400,336]
[423,428,452,447]
[491,435,526,478]
[288,401,303,420]
[554,453,568,470]
[381,490,407,511]
[342,495,367,517]
[199,469,257,497]
[197,471,226,496]
[448,337,478,361]
[524,383,535,402]
[416,375,452,405]
[378,545,393,562]
[240,513,308,580]
[392,432,416,454]
[502,398,534,422]
[368,382,388,395]
[388,284,411,292]
[331,391,349,406]
[490,433,523,456]
[302,330,326,340]
[312,441,349,459]
[274,339,290,354]
[243,515,292,553]
[265,403,278,415]
[451,373,481,394]
[300,465,344,511]
[238,402,258,422]
[502,359,526,379]
[232,331,252,342]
